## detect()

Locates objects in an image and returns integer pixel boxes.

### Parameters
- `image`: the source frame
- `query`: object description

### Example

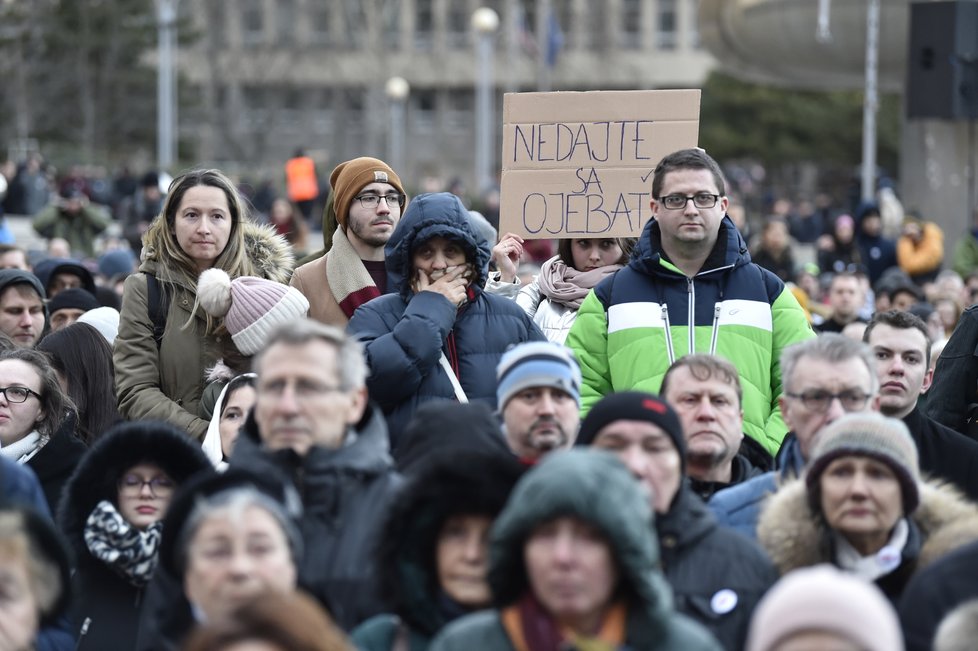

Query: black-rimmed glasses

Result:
[784,390,872,413]
[657,193,721,210]
[117,474,175,497]
[0,386,41,404]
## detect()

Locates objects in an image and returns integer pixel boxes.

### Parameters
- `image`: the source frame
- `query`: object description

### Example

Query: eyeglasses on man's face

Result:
[785,389,872,413]
[657,193,721,211]
[354,192,405,209]
[0,386,41,404]
[117,474,175,498]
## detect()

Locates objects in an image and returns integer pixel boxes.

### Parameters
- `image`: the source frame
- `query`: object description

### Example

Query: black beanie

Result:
[576,391,686,470]
[47,287,100,315]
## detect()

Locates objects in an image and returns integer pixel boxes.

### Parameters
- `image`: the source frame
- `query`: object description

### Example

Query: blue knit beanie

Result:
[495,341,581,409]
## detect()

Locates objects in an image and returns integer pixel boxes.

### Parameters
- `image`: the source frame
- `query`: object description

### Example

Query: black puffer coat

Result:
[657,483,778,651]
[56,421,212,651]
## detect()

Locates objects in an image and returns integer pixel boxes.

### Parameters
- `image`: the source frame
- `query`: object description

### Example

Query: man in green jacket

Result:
[566,149,814,455]
[32,189,111,259]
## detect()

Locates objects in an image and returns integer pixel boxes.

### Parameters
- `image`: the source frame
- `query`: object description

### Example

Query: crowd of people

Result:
[1,147,978,651]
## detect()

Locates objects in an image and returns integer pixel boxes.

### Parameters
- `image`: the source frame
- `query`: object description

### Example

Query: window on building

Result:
[201,2,227,49]
[242,85,269,129]
[446,89,473,130]
[657,0,677,50]
[690,0,701,47]
[584,3,606,51]
[344,88,365,132]
[278,86,302,131]
[241,0,264,46]
[554,0,574,50]
[310,2,331,46]
[383,0,402,51]
[342,1,365,48]
[311,88,335,135]
[447,2,469,49]
[415,0,433,50]
[413,89,436,131]
[276,0,295,46]
[622,0,642,49]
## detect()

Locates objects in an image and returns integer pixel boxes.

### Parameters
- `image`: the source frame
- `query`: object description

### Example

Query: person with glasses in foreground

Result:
[291,157,408,327]
[567,148,814,460]
[56,420,212,650]
[709,334,880,540]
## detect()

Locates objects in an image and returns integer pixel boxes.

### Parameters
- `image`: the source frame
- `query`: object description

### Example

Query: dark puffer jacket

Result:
[429,450,722,651]
[230,402,402,631]
[351,449,524,651]
[56,421,212,651]
[347,192,545,449]
[658,483,778,651]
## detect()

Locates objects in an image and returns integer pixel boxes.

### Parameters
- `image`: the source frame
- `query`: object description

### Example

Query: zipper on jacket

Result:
[661,304,676,364]
[710,304,721,355]
[686,277,695,355]
[75,617,91,650]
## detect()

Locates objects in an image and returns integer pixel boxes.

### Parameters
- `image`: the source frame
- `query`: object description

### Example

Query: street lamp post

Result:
[472,7,499,195]
[385,76,410,175]
[156,0,178,171]
[861,0,880,202]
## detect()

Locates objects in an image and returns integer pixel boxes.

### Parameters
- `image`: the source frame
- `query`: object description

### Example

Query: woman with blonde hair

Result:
[113,169,294,440]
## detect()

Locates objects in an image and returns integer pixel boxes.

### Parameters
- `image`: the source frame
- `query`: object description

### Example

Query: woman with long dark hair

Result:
[38,322,121,445]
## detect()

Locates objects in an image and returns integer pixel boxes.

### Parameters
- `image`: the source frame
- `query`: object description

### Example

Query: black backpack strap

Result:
[145,273,170,350]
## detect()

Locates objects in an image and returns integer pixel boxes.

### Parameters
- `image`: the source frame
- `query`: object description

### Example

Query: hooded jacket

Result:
[429,449,722,651]
[757,477,978,604]
[230,402,402,631]
[351,450,524,651]
[658,484,778,651]
[347,193,544,449]
[56,422,211,651]
[114,221,294,440]
[566,216,814,457]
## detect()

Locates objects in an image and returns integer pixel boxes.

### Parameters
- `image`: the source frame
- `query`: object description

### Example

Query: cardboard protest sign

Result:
[500,89,700,239]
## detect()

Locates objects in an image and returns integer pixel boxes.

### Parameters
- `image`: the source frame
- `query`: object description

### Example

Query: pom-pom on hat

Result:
[197,269,310,356]
[330,157,405,230]
[805,412,920,515]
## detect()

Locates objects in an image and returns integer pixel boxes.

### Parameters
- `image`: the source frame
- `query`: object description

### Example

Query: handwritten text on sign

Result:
[500,90,701,239]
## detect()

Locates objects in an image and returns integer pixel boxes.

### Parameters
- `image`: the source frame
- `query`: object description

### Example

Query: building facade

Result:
[180,0,714,194]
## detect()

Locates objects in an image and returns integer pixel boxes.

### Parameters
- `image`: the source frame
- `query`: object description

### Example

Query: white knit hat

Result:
[198,269,310,356]
[76,307,121,346]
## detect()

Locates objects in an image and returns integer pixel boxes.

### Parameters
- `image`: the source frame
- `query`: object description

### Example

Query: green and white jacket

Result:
[567,216,814,456]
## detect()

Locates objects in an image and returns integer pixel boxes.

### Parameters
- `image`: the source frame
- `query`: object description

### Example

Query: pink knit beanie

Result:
[198,269,310,355]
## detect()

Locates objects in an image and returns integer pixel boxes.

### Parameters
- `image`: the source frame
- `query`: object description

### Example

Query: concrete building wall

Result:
[177,0,714,194]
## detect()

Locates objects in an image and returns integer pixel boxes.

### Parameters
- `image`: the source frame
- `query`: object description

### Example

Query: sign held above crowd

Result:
[500,89,701,239]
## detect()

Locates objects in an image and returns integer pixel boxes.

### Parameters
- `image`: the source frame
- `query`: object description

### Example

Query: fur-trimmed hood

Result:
[376,450,523,636]
[757,477,978,577]
[56,421,212,564]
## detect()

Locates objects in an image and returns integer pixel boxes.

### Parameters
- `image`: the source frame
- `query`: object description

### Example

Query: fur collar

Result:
[758,477,978,575]
[242,221,294,283]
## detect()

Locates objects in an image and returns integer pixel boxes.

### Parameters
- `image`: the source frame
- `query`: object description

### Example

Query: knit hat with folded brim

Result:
[198,269,310,356]
[330,157,405,230]
[805,412,920,515]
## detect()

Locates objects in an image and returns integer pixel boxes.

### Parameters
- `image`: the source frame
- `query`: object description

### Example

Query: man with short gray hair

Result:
[708,334,879,539]
[231,318,401,630]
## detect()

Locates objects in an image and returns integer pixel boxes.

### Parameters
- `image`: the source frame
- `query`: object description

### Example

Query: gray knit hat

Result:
[805,412,920,514]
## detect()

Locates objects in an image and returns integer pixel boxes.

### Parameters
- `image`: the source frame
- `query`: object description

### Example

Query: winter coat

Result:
[32,202,111,258]
[348,193,545,449]
[114,221,294,440]
[903,406,978,501]
[658,484,779,651]
[897,222,943,283]
[708,433,807,541]
[56,423,212,651]
[898,539,978,651]
[757,477,978,604]
[566,216,814,457]
[27,421,88,515]
[514,278,579,344]
[688,447,770,503]
[952,229,978,278]
[230,403,402,631]
[924,304,978,441]
[429,450,722,651]
[351,450,524,651]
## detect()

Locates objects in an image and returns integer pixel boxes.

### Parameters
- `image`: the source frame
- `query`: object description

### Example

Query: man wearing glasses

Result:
[709,334,879,540]
[291,156,407,327]
[567,148,814,460]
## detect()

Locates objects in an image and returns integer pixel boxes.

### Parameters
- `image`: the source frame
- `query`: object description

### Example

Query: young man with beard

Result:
[864,310,978,500]
[291,157,406,327]
[660,354,770,500]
